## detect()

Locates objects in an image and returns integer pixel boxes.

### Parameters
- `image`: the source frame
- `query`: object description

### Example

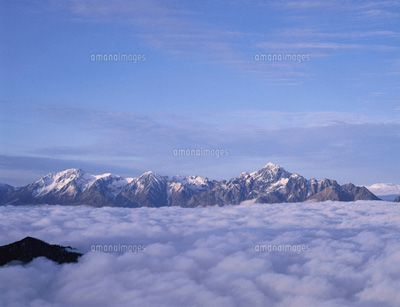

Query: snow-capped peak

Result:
[176,175,209,186]
[264,162,281,170]
[168,175,211,194]
[138,171,164,182]
[134,171,166,193]
[250,162,289,182]
[60,168,82,174]
[32,169,134,197]
[33,168,86,196]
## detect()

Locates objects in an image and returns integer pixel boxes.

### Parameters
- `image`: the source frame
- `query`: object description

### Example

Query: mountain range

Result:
[0,163,380,207]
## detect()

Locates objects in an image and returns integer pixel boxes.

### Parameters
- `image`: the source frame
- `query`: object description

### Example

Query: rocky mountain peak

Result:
[251,162,290,183]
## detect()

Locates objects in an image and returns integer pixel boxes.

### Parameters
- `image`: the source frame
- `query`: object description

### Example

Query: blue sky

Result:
[1,0,400,186]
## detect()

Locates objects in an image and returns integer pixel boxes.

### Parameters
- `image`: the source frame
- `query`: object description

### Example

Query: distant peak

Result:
[141,171,155,176]
[263,162,281,170]
[58,168,84,175]
[37,168,83,182]
[139,171,162,180]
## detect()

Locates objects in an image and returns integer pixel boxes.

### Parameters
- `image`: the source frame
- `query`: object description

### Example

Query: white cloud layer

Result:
[1,201,400,306]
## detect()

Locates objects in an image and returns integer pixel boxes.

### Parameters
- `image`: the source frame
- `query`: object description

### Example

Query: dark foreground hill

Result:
[0,237,82,266]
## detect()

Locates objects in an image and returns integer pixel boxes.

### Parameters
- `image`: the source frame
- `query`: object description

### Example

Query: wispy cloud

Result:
[41,0,400,84]
[44,0,315,83]
[55,0,248,63]
[268,0,400,17]
[281,29,400,40]
[255,41,399,56]
[257,42,364,50]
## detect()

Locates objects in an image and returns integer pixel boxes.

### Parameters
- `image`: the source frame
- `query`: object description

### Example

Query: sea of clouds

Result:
[1,201,400,307]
